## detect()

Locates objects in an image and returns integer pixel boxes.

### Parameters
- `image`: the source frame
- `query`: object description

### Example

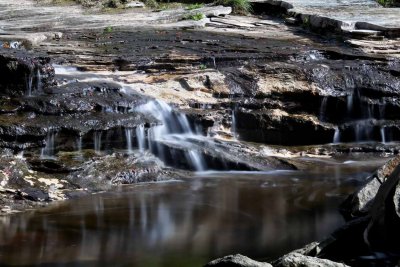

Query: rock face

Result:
[340,155,400,219]
[311,156,400,264]
[0,50,54,96]
[277,253,350,267]
[205,254,272,267]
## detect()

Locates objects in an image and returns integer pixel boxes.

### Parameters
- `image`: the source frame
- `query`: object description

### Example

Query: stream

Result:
[0,155,389,266]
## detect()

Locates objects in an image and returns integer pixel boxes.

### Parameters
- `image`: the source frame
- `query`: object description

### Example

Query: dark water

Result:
[0,156,389,267]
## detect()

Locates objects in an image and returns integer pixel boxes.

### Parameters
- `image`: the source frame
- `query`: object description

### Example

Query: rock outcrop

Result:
[205,254,273,267]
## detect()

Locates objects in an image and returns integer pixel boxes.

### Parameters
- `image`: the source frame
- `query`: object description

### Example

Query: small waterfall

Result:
[76,135,83,155]
[16,151,24,159]
[319,96,328,121]
[231,108,238,139]
[333,127,340,144]
[136,100,207,171]
[94,131,102,153]
[211,56,217,69]
[380,127,386,144]
[41,131,56,159]
[186,150,206,171]
[136,125,146,152]
[36,69,42,92]
[125,128,133,154]
[26,72,33,96]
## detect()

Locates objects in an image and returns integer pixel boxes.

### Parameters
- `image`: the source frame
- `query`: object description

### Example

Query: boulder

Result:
[278,253,350,267]
[340,155,400,219]
[204,254,272,267]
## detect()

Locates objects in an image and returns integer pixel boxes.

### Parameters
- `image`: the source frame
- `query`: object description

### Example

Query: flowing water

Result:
[0,156,388,267]
[10,65,394,266]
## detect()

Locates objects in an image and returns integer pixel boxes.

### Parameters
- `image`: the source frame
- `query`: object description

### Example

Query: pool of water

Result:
[0,156,390,267]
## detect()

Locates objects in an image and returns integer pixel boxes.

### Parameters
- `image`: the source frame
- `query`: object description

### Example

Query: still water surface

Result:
[0,156,389,267]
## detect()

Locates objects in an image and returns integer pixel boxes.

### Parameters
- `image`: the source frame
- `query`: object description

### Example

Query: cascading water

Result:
[125,128,133,154]
[41,131,56,159]
[94,131,102,154]
[319,96,328,121]
[26,72,33,96]
[136,125,146,152]
[36,69,41,92]
[381,127,386,144]
[136,100,207,171]
[333,127,340,144]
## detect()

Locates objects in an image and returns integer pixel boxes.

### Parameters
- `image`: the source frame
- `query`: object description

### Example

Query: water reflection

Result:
[0,157,388,267]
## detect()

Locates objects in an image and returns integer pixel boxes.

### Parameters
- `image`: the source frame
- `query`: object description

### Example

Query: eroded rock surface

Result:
[205,254,273,267]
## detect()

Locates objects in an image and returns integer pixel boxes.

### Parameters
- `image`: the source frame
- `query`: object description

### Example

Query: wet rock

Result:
[340,155,400,219]
[67,153,167,190]
[204,254,272,267]
[17,187,49,201]
[277,253,350,267]
[313,159,400,263]
[0,50,54,96]
[235,109,334,145]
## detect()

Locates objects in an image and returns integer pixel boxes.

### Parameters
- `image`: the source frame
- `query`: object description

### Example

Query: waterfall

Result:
[36,69,42,92]
[319,97,328,121]
[125,128,133,154]
[212,57,217,69]
[136,125,146,152]
[94,131,102,153]
[333,127,340,144]
[76,135,83,155]
[380,127,386,144]
[186,150,206,171]
[231,108,238,139]
[26,72,33,96]
[136,100,207,171]
[41,131,56,159]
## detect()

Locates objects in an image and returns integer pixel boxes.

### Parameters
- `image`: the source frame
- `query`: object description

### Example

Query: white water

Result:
[231,109,237,139]
[136,100,207,171]
[380,127,386,144]
[125,128,133,154]
[319,96,328,121]
[41,131,55,159]
[136,125,146,152]
[36,69,41,92]
[26,72,33,96]
[187,150,206,171]
[94,131,102,153]
[333,127,340,144]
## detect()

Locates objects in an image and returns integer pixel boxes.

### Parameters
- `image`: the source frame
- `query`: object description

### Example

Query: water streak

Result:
[94,131,102,153]
[36,69,41,92]
[26,72,33,96]
[125,128,133,154]
[136,100,207,171]
[136,125,146,152]
[41,131,56,159]
[380,127,386,144]
[187,150,206,171]
[333,127,340,144]
[319,96,328,121]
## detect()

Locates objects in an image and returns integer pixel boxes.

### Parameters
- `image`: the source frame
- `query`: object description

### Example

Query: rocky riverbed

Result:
[0,0,400,266]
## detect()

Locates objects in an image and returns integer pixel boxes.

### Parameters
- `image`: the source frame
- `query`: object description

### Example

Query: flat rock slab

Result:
[252,0,400,34]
